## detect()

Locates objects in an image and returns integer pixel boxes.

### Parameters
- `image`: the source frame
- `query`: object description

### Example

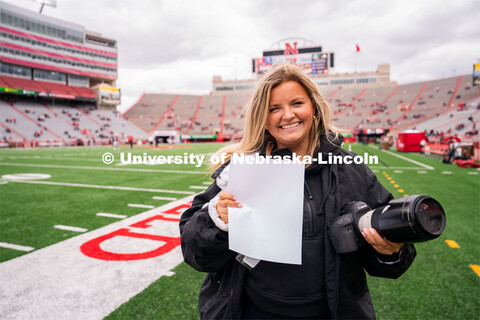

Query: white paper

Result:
[227,160,305,265]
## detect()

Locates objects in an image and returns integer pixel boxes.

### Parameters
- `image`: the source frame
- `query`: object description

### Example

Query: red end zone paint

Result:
[80,201,192,261]
[80,226,180,261]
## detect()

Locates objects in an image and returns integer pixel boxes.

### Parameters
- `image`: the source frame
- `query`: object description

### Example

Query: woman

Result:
[180,64,416,319]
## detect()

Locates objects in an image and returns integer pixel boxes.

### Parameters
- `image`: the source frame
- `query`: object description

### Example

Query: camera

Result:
[328,195,446,254]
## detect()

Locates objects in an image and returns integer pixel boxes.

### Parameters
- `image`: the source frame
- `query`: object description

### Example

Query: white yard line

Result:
[394,170,403,173]
[380,150,435,170]
[96,213,127,219]
[7,180,195,194]
[128,204,155,209]
[441,171,452,175]
[0,242,34,252]
[418,171,427,174]
[468,172,478,175]
[152,196,178,201]
[1,156,102,162]
[54,225,88,233]
[2,173,51,181]
[189,186,207,190]
[202,181,212,185]
[0,162,207,175]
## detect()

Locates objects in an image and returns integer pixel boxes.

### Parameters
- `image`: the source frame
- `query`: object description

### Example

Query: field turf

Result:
[0,143,479,319]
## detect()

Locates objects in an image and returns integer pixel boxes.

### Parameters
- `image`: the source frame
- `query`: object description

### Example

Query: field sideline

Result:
[0,143,479,319]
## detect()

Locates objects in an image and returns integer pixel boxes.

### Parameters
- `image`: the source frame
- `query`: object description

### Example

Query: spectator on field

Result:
[180,64,416,319]
[420,138,427,154]
[112,135,119,151]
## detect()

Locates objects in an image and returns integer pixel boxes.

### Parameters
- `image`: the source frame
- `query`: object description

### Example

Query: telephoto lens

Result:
[328,195,447,254]
[358,195,446,243]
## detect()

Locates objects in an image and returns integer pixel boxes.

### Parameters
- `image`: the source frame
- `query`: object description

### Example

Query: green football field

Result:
[0,143,479,319]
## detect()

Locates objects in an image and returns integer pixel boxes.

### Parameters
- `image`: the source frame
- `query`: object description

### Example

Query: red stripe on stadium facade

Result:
[0,41,117,69]
[0,56,116,80]
[0,25,117,58]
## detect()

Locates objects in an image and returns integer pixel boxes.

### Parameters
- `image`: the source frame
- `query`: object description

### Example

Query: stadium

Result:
[0,1,479,319]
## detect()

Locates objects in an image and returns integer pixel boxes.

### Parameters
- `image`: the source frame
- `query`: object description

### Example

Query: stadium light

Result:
[31,0,57,14]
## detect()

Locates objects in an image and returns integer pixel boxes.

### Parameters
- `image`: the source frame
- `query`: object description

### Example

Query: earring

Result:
[313,115,316,121]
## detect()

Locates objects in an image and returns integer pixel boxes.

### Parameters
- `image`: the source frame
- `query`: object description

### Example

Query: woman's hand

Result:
[362,228,403,255]
[215,192,242,224]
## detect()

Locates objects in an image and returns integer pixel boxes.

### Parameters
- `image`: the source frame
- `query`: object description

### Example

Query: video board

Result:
[252,43,333,76]
[254,53,329,76]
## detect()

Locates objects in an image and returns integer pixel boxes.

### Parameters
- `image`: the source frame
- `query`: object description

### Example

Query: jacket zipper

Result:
[332,169,340,319]
[305,182,315,236]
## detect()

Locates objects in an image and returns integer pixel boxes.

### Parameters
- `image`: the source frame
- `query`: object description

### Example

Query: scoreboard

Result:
[252,42,334,76]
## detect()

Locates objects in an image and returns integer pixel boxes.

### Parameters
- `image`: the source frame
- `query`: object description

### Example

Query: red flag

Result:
[356,44,360,52]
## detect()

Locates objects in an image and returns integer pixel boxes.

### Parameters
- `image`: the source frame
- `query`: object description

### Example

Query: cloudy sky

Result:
[3,0,480,112]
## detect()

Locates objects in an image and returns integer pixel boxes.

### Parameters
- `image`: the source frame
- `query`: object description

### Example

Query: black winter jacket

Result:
[180,135,416,319]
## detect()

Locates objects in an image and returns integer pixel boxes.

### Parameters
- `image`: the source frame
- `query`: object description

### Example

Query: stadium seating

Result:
[0,97,149,145]
[414,109,479,137]
[153,95,201,132]
[222,92,250,136]
[90,109,148,139]
[125,74,478,142]
[125,94,178,132]
[13,102,76,140]
[2,74,478,144]
[0,100,61,141]
[192,95,226,135]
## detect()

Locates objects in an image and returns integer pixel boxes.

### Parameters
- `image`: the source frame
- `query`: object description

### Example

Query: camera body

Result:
[328,195,446,254]
[328,201,370,254]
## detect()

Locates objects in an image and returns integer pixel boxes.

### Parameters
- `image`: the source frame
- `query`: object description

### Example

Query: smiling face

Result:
[266,80,315,155]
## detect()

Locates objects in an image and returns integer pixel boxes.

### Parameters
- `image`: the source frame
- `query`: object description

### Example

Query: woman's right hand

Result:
[215,192,242,224]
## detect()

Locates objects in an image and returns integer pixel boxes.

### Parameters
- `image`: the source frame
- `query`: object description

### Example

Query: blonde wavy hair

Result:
[211,63,341,171]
